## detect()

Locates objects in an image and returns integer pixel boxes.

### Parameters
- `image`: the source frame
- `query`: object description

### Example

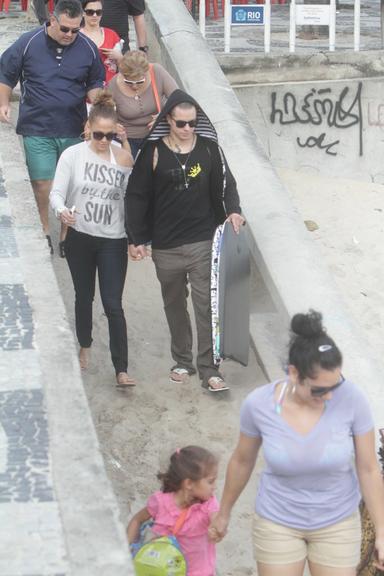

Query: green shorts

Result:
[23,136,82,181]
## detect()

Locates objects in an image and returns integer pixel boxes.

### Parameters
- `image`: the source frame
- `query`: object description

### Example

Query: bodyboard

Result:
[211,221,250,367]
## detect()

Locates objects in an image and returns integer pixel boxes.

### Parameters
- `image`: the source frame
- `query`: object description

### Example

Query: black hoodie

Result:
[125,89,241,248]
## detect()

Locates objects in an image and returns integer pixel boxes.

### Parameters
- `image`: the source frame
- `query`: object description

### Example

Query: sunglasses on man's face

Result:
[172,118,198,129]
[309,375,345,397]
[58,23,81,34]
[92,131,117,141]
[123,77,146,85]
[84,8,103,16]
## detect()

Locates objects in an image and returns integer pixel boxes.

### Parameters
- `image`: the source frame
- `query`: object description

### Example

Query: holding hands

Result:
[128,244,148,261]
[208,511,229,543]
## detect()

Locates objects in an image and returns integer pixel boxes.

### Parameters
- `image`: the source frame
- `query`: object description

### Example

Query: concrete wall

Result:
[218,51,384,84]
[234,76,384,182]
[145,0,384,427]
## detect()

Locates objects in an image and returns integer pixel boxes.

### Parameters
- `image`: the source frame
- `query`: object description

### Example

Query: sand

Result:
[52,245,267,576]
[279,167,384,369]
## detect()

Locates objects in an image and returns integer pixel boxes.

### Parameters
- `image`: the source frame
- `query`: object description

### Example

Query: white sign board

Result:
[295,5,330,26]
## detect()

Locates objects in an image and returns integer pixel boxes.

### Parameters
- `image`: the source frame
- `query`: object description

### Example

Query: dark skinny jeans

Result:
[65,227,128,374]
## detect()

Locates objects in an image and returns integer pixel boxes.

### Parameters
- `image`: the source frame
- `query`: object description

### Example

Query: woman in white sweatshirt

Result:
[50,90,135,388]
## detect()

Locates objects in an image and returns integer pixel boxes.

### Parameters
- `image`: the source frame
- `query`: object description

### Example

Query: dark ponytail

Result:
[288,310,342,380]
[157,446,218,493]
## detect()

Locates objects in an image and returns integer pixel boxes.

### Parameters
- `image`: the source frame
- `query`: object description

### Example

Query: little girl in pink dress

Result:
[127,445,219,576]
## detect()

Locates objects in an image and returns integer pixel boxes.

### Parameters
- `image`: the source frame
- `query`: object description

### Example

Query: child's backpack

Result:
[133,508,188,576]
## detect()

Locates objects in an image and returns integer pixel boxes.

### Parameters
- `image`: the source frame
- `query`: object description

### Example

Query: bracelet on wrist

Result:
[138,45,149,53]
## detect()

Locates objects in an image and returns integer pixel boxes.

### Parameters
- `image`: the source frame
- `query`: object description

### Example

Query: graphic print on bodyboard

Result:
[211,221,250,367]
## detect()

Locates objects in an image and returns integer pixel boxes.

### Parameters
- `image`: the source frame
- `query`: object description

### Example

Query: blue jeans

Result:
[65,227,128,374]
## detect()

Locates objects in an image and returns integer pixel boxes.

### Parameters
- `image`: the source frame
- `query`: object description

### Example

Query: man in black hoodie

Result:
[125,90,244,392]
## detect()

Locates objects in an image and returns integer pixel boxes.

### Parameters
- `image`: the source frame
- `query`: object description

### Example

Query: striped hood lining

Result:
[146,89,218,143]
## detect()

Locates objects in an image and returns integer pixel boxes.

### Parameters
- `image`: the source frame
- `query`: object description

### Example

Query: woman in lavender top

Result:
[210,310,384,576]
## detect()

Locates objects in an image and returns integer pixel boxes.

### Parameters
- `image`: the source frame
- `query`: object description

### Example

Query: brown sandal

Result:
[116,372,136,388]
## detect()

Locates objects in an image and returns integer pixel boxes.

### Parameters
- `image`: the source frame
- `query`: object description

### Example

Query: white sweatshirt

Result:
[50,141,131,239]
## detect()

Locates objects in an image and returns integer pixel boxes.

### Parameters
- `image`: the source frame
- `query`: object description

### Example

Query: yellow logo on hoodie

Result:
[188,163,202,178]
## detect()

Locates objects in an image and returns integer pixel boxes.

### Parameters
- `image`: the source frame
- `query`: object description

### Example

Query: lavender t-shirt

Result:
[240,380,374,530]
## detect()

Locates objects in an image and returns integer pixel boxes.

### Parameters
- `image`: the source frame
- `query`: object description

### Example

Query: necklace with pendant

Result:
[168,135,196,189]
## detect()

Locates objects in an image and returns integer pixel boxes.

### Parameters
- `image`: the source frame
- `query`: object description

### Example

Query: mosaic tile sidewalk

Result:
[0,166,69,575]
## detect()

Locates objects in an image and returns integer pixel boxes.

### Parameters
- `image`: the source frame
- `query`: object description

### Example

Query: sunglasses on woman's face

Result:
[84,8,103,16]
[123,77,146,85]
[92,131,116,141]
[309,375,345,397]
[172,119,198,128]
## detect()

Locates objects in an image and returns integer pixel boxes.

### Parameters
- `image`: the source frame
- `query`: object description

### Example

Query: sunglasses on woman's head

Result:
[84,8,103,16]
[92,131,116,141]
[309,375,345,397]
[172,119,198,128]
[123,77,146,85]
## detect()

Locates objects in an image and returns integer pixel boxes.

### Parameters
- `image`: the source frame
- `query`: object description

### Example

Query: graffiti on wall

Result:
[270,82,363,157]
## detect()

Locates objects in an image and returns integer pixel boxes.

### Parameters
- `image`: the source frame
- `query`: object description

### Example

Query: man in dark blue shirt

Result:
[0,0,105,253]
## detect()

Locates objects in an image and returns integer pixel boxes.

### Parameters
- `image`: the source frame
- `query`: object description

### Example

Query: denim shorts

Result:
[23,136,81,181]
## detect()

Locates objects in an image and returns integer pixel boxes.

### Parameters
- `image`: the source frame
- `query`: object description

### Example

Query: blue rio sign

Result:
[231,4,265,25]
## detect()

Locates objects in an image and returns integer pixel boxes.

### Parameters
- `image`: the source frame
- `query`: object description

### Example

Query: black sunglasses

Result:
[92,131,117,141]
[310,375,345,397]
[172,119,198,128]
[84,8,103,15]
[58,24,81,34]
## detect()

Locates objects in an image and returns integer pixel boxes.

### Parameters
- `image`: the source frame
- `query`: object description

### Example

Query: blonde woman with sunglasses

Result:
[108,50,178,157]
[50,91,135,388]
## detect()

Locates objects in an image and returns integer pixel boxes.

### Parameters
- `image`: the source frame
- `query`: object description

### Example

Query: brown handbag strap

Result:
[149,63,161,113]
[172,507,189,536]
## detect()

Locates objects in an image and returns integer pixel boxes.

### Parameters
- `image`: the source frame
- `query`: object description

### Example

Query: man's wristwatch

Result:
[138,45,149,53]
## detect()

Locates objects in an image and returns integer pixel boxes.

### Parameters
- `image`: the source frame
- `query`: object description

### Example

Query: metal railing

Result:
[182,0,383,53]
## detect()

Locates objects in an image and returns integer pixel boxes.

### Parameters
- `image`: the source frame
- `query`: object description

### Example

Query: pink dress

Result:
[147,491,219,576]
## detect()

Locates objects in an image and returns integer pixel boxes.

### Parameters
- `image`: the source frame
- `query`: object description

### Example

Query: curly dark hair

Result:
[158,446,218,493]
